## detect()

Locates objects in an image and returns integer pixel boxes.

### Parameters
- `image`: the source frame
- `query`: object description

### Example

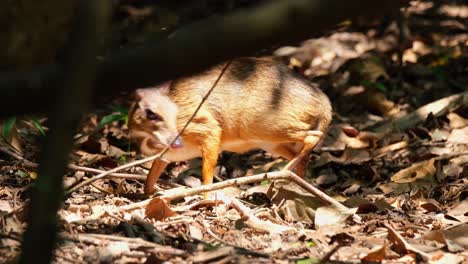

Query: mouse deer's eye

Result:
[145,109,163,121]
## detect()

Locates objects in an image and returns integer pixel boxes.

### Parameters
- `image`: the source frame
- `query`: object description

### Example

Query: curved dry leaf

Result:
[314,170,338,186]
[145,198,177,221]
[419,199,442,212]
[430,129,450,141]
[343,197,378,214]
[322,125,376,151]
[447,199,468,219]
[447,127,468,144]
[265,181,323,224]
[443,224,468,250]
[361,243,399,262]
[315,205,357,229]
[447,112,468,129]
[424,225,467,253]
[0,200,13,215]
[391,158,436,183]
[189,225,204,240]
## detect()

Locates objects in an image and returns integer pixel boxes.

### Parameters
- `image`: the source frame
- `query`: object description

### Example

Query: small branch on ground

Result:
[61,233,188,256]
[119,171,292,211]
[119,170,353,218]
[0,146,146,180]
[229,196,292,233]
[64,154,161,195]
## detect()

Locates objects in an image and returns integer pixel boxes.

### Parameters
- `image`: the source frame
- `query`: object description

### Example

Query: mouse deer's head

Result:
[129,82,183,155]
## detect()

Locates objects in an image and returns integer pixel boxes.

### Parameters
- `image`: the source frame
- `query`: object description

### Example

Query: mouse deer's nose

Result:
[170,136,183,149]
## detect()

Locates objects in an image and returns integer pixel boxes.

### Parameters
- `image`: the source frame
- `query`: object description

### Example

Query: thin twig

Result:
[320,244,345,263]
[0,147,146,180]
[119,169,354,222]
[61,233,188,256]
[0,147,37,168]
[65,154,162,195]
[119,170,292,211]
[66,60,233,195]
[229,196,292,233]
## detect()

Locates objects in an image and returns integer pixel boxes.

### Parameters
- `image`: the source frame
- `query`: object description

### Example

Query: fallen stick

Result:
[229,196,291,233]
[64,154,162,195]
[120,171,291,211]
[61,232,187,256]
[0,147,146,180]
[120,170,351,214]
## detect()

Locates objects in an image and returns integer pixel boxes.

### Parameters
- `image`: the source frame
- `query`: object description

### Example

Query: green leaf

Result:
[360,80,371,88]
[98,114,126,128]
[297,258,320,264]
[374,82,387,92]
[361,80,386,92]
[291,242,301,247]
[15,170,29,178]
[2,116,16,138]
[260,180,271,186]
[31,118,46,136]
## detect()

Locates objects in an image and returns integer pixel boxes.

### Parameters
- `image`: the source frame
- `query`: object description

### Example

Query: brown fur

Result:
[129,57,332,193]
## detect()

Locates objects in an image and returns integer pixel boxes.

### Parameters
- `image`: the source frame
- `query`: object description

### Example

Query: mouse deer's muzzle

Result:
[170,135,184,149]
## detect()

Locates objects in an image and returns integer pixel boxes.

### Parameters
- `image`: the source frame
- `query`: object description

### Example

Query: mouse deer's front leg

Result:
[145,158,169,194]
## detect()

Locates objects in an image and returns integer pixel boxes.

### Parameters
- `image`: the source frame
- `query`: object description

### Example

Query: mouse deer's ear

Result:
[135,88,147,100]
[158,81,172,95]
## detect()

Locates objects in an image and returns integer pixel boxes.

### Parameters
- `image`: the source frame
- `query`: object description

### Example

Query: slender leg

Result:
[145,159,169,194]
[268,143,307,177]
[201,142,221,185]
[282,131,323,176]
[200,128,222,199]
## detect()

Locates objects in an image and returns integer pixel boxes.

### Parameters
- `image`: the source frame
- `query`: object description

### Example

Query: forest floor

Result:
[1,0,467,263]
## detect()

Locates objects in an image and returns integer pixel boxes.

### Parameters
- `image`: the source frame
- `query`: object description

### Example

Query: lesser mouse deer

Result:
[129,57,332,194]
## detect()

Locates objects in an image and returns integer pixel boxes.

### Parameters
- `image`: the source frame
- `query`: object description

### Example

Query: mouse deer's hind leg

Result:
[267,143,307,177]
[282,130,323,176]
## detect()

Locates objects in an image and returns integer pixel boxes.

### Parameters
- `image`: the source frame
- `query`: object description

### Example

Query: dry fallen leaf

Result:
[322,125,377,151]
[443,224,468,250]
[189,225,204,240]
[391,158,436,183]
[447,127,468,144]
[145,198,177,221]
[447,112,468,129]
[424,225,467,253]
[264,181,323,224]
[361,243,399,262]
[314,205,357,229]
[446,199,468,222]
[0,200,13,215]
